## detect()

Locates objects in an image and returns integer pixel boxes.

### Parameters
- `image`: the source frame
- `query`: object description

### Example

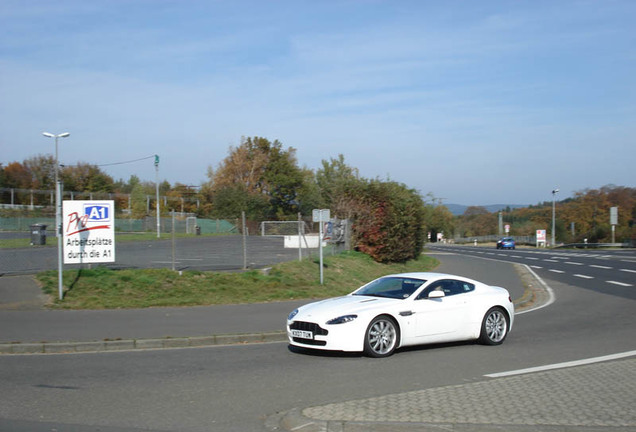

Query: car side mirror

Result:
[428,291,445,299]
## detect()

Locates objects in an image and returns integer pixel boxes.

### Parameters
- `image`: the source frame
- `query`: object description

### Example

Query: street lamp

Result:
[551,188,559,247]
[42,131,70,300]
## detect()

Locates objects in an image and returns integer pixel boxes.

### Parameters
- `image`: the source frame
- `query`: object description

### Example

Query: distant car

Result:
[497,237,516,249]
[287,272,514,358]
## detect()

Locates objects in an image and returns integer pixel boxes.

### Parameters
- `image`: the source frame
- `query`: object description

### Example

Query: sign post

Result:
[312,209,330,285]
[63,200,115,267]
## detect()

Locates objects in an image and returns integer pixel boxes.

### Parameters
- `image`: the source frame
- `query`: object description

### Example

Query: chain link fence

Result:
[0,213,351,275]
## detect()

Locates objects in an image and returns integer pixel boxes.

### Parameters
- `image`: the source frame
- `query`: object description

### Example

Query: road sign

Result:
[312,209,330,222]
[63,200,115,264]
[610,207,618,225]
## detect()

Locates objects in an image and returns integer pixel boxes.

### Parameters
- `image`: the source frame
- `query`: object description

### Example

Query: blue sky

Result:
[1,0,634,206]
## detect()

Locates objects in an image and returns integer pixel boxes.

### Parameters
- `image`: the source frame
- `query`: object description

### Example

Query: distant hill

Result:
[445,203,529,216]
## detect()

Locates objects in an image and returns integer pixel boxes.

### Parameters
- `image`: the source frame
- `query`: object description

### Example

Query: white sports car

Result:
[287,272,514,357]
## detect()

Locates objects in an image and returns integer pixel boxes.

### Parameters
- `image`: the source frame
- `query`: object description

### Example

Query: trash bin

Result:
[195,226,201,236]
[30,224,47,246]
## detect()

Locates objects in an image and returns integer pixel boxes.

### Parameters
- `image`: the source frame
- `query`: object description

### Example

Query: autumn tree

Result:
[61,162,114,193]
[208,137,304,219]
[350,180,426,263]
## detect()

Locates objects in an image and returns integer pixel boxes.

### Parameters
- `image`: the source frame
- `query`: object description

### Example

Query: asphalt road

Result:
[0,235,301,274]
[427,243,636,298]
[1,250,635,431]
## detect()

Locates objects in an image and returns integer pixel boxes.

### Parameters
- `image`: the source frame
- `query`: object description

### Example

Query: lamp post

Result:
[551,188,559,247]
[155,155,160,238]
[43,131,70,300]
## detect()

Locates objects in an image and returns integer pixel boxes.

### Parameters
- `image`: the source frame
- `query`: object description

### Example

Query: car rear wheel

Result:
[364,315,399,357]
[478,307,509,345]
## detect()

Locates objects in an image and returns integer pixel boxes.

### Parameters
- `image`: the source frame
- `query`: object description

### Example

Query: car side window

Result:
[444,279,475,296]
[416,281,445,300]
[416,280,475,299]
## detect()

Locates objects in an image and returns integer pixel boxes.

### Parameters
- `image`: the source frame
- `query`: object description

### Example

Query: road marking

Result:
[574,274,594,279]
[485,350,636,378]
[515,265,556,314]
[607,281,633,287]
[591,265,612,270]
[544,259,559,263]
[565,262,583,266]
[530,265,543,269]
[549,269,565,274]
[620,269,636,274]
[527,257,539,260]
[511,255,522,258]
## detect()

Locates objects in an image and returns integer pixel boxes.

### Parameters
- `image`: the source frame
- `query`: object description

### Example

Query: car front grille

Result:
[289,321,329,336]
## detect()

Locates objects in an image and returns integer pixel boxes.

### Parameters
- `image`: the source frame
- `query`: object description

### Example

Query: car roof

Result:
[384,272,475,283]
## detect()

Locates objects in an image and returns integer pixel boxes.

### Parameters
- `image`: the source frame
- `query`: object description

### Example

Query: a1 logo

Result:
[84,205,110,221]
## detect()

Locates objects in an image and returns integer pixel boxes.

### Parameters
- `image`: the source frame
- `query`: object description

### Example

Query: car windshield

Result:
[353,277,426,299]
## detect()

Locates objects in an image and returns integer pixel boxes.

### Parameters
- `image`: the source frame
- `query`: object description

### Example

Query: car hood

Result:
[293,295,401,323]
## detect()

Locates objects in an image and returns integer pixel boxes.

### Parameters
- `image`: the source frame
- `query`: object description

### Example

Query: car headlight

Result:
[288,309,299,321]
[326,314,358,325]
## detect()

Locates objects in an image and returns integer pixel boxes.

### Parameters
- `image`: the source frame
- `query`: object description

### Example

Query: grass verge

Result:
[36,251,439,309]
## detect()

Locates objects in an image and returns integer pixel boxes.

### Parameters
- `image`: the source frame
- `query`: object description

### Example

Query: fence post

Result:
[298,212,302,261]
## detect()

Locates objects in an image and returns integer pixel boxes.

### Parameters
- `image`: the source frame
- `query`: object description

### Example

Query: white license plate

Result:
[291,330,313,339]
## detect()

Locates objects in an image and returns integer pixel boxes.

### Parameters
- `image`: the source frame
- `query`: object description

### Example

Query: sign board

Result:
[536,229,547,247]
[610,207,618,225]
[536,230,547,242]
[504,224,510,234]
[312,209,330,223]
[63,200,115,264]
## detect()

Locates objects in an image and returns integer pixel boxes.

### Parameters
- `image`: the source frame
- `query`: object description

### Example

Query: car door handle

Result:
[399,311,414,316]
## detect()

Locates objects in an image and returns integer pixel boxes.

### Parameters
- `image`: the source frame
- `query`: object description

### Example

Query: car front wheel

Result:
[478,307,509,345]
[364,315,399,357]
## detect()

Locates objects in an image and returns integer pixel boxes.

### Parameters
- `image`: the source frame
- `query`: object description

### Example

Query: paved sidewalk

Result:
[268,358,636,431]
[0,274,297,354]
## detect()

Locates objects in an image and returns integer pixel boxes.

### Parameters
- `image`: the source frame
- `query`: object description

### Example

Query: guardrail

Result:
[556,243,631,249]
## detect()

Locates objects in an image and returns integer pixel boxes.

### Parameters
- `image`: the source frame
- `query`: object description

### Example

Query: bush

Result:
[350,180,425,263]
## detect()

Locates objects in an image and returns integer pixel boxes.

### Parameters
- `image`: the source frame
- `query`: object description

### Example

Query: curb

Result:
[0,331,287,355]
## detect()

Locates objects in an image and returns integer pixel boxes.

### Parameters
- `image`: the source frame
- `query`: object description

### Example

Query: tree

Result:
[210,137,304,218]
[315,154,362,219]
[61,162,114,193]
[425,204,455,241]
[210,184,270,220]
[2,162,31,189]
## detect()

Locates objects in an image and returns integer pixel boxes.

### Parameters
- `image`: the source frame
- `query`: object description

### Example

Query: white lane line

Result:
[485,351,636,378]
[527,257,539,260]
[544,259,559,263]
[565,262,583,266]
[549,269,565,274]
[621,259,636,264]
[620,269,636,274]
[515,265,555,315]
[591,265,612,270]
[511,255,522,258]
[530,265,543,269]
[607,281,633,287]
[574,274,594,279]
